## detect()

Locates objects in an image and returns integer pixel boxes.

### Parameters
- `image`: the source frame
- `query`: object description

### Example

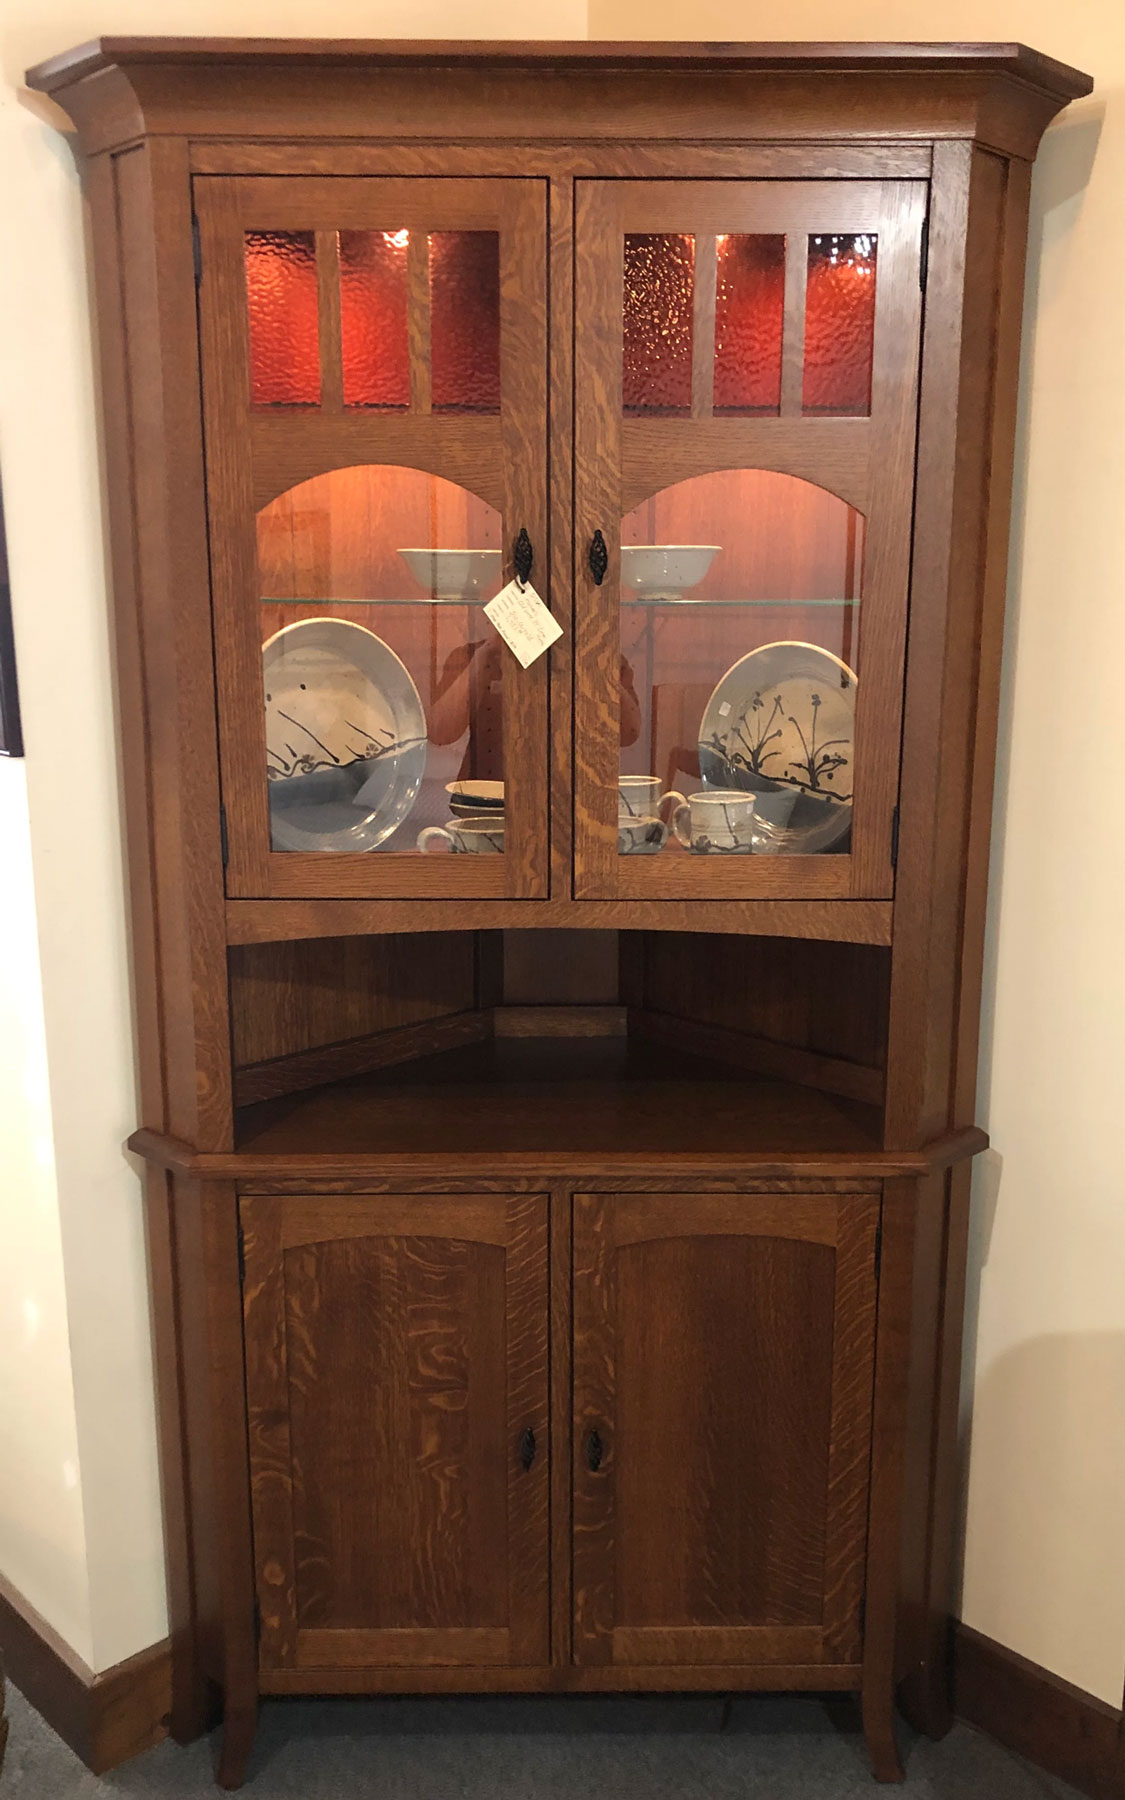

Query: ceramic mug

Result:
[618,775,685,821]
[672,789,756,854]
[417,815,505,854]
[617,815,670,855]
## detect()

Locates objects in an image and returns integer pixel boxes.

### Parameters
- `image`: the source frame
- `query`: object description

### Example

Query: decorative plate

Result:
[263,618,427,853]
[698,641,857,855]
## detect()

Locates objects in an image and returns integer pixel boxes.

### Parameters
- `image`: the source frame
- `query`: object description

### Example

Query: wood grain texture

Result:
[189,142,935,181]
[637,932,890,1096]
[572,1191,878,1670]
[106,141,232,1148]
[258,1658,863,1695]
[229,932,476,1066]
[29,46,1089,167]
[225,897,896,945]
[0,1574,171,1776]
[860,1177,917,1781]
[233,1012,491,1107]
[242,1192,550,1672]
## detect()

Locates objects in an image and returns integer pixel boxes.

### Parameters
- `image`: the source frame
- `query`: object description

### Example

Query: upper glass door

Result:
[196,176,548,899]
[574,179,926,901]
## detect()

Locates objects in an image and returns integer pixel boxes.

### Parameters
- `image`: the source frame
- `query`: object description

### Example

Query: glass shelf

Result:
[260,596,491,607]
[621,596,861,609]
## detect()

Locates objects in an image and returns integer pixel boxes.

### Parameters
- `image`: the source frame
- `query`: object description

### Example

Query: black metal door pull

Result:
[514,527,534,586]
[588,530,609,585]
[585,1427,604,1472]
[519,1427,536,1470]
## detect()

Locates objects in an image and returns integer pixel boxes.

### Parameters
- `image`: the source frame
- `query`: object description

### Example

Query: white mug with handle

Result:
[672,789,756,854]
[417,815,505,854]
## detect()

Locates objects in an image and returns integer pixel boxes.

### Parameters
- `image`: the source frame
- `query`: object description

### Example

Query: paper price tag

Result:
[484,580,562,669]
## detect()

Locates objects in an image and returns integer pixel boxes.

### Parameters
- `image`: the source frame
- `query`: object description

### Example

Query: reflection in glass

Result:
[244,231,321,407]
[803,234,878,416]
[257,465,506,853]
[339,229,410,410]
[429,232,501,412]
[623,234,695,415]
[618,469,864,856]
[714,234,785,415]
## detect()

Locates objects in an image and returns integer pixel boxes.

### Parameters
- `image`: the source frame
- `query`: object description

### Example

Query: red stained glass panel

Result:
[803,234,878,416]
[244,231,320,408]
[339,229,410,410]
[623,233,695,416]
[429,231,501,413]
[713,234,785,415]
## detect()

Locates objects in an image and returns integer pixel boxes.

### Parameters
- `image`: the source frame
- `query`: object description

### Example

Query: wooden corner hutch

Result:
[27,36,1090,1789]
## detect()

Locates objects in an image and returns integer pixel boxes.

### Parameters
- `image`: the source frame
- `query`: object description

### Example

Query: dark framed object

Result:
[0,484,23,758]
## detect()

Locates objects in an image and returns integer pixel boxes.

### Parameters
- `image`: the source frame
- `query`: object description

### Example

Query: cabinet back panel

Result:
[639,932,890,1073]
[229,931,477,1066]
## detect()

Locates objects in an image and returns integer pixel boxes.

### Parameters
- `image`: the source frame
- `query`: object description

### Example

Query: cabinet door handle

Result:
[585,1427,604,1472]
[518,1426,536,1470]
[588,530,609,585]
[514,527,534,586]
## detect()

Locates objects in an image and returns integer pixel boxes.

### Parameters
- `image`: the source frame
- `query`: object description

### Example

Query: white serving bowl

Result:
[620,544,721,601]
[398,548,502,602]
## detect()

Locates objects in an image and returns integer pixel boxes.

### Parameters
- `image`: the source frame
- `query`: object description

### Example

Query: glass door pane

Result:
[574,178,926,902]
[197,176,548,901]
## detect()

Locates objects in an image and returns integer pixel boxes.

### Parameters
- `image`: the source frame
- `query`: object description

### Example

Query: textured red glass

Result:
[623,234,695,416]
[802,234,878,416]
[339,229,410,410]
[244,231,320,407]
[713,234,785,415]
[429,232,501,413]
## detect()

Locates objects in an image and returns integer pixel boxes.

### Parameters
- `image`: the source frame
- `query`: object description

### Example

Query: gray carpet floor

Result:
[2,1684,1084,1798]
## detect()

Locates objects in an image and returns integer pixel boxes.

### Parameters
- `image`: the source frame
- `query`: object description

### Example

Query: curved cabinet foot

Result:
[897,1662,954,1741]
[862,1690,905,1783]
[216,1702,258,1791]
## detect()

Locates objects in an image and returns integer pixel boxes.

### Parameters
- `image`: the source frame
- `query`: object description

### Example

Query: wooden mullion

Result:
[407,227,431,415]
[315,229,343,411]
[780,229,808,416]
[691,232,716,420]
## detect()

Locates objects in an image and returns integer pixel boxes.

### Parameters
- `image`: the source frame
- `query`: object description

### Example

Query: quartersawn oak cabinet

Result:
[26,36,1091,1791]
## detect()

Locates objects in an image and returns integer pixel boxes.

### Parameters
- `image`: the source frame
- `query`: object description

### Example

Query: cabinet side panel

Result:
[887,144,1019,1145]
[113,139,231,1147]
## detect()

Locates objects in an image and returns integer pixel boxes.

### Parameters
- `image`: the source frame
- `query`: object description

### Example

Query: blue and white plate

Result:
[698,640,856,855]
[264,618,427,853]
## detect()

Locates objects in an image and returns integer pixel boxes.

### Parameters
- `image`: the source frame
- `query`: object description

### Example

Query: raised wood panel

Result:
[241,1192,549,1672]
[228,932,476,1066]
[572,1190,878,1668]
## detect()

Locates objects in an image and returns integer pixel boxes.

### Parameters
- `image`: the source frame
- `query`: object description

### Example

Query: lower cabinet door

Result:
[572,1191,879,1670]
[241,1192,550,1673]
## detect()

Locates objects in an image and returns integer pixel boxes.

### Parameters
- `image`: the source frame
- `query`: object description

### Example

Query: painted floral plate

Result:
[698,640,856,855]
[263,618,427,853]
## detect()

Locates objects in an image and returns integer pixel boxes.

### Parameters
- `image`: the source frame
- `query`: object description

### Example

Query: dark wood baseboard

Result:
[954,1621,1123,1800]
[0,1571,171,1774]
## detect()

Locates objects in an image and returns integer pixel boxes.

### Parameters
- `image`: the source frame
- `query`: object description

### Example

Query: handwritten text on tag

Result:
[484,580,562,669]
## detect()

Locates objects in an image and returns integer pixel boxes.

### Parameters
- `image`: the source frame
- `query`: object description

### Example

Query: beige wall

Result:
[2,0,1121,1707]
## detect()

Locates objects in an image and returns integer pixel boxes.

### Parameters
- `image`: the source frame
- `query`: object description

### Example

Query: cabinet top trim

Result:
[27,37,1091,101]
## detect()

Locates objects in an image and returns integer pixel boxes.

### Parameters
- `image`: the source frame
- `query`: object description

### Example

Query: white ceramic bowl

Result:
[620,544,720,601]
[398,548,502,602]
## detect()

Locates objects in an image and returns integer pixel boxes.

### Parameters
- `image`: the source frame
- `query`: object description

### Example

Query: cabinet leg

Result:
[898,1650,954,1741]
[862,1686,905,1784]
[216,1700,258,1791]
